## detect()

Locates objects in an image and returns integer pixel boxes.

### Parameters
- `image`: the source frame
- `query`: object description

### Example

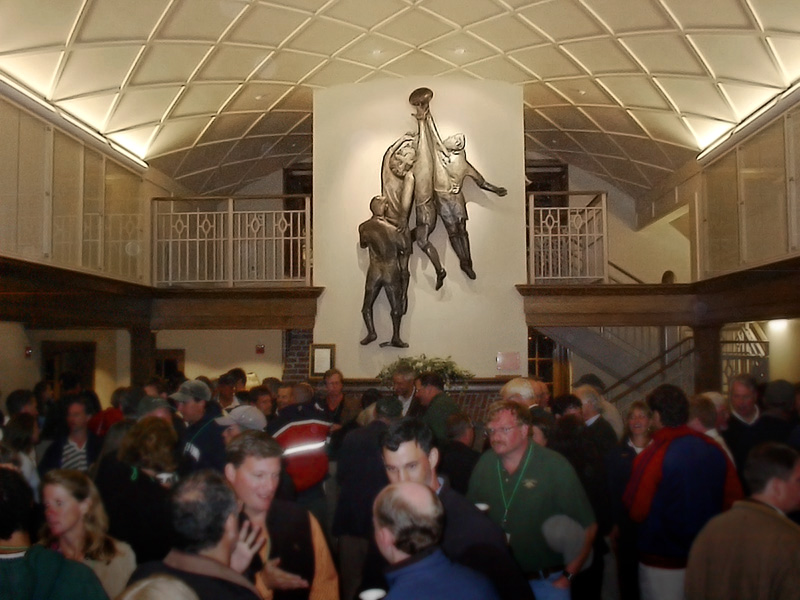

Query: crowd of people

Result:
[1,366,800,600]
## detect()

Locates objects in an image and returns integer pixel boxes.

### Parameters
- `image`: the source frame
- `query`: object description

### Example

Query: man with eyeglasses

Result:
[468,400,596,600]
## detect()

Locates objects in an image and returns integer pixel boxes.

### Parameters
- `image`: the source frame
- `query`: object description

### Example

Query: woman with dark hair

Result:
[4,413,41,500]
[94,416,177,563]
[41,469,136,598]
[605,400,653,600]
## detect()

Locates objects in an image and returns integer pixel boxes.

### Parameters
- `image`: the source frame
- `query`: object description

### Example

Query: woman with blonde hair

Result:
[41,468,136,598]
[117,574,200,600]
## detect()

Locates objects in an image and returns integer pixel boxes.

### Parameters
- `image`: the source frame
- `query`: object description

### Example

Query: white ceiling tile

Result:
[719,82,783,121]
[511,46,583,79]
[249,111,307,136]
[749,0,800,33]
[286,18,363,56]
[465,56,532,83]
[569,131,626,156]
[580,0,672,33]
[225,83,293,112]
[467,15,544,52]
[225,136,278,163]
[422,0,504,27]
[561,38,641,74]
[537,131,585,152]
[243,156,294,180]
[595,155,649,185]
[621,34,706,76]
[324,0,408,29]
[272,86,313,110]
[170,83,240,117]
[385,51,452,77]
[107,124,157,158]
[628,109,697,147]
[268,134,312,156]
[130,44,212,86]
[56,93,118,130]
[537,106,599,130]
[518,0,605,41]
[274,0,330,11]
[611,134,670,165]
[523,83,570,106]
[303,60,373,86]
[525,108,558,130]
[180,140,237,173]
[337,35,412,67]
[158,0,248,40]
[658,141,699,167]
[635,163,673,186]
[255,51,326,82]
[358,70,405,83]
[107,86,182,131]
[148,148,190,176]
[0,0,82,53]
[147,116,211,156]
[199,113,259,142]
[175,170,213,191]
[196,45,270,81]
[422,33,495,66]
[769,36,800,83]
[548,78,616,104]
[683,115,734,148]
[664,0,752,29]
[599,75,671,109]
[52,46,142,101]
[582,106,645,135]
[228,5,308,47]
[77,0,169,43]
[655,76,736,121]
[0,51,62,96]
[376,9,456,47]
[691,34,785,87]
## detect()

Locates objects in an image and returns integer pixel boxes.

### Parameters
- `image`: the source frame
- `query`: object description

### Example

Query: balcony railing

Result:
[527,191,608,284]
[153,195,311,288]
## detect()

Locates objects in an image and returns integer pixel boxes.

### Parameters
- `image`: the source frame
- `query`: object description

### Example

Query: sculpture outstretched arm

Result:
[464,161,507,196]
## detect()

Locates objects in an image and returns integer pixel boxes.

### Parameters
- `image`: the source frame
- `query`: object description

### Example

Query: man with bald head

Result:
[373,481,498,600]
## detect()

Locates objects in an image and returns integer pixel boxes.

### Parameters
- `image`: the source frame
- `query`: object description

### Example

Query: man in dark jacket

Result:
[38,394,101,476]
[172,379,226,473]
[333,396,402,599]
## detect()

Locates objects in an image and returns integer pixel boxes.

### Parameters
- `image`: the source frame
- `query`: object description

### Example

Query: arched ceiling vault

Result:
[1,0,799,199]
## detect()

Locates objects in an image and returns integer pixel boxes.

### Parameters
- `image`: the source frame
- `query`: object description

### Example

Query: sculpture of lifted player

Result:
[409,87,507,280]
[358,195,410,348]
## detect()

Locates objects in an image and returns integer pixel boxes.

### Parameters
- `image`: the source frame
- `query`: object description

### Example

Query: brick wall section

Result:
[282,329,313,382]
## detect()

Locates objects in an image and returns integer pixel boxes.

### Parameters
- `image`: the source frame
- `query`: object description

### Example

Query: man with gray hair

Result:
[574,384,618,454]
[373,482,499,600]
[573,373,624,438]
[686,443,800,600]
[129,470,259,600]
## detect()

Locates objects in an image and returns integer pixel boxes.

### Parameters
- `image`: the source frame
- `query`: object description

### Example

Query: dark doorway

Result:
[41,341,96,397]
[526,160,568,207]
[154,349,185,380]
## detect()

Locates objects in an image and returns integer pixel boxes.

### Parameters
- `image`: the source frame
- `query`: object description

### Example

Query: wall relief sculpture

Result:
[359,87,506,347]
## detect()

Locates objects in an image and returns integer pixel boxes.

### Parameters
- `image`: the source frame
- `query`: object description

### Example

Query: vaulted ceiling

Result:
[1,0,798,198]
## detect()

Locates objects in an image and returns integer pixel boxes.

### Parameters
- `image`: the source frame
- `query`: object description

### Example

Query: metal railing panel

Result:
[527,192,608,284]
[153,196,311,288]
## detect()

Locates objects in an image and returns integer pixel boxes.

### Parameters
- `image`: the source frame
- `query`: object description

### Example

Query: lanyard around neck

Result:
[496,442,533,528]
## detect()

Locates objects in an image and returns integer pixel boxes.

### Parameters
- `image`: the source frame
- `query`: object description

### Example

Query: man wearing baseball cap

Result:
[216,404,267,445]
[171,379,226,473]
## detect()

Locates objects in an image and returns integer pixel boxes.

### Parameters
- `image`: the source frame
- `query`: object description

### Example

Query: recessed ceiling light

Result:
[454,48,466,55]
[371,49,383,56]
[577,89,586,96]
[255,94,264,100]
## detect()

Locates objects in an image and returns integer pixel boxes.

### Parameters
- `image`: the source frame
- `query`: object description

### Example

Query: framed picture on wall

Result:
[309,344,335,378]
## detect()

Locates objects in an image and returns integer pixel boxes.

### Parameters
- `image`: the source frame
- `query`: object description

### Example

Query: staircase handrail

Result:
[608,261,645,284]
[605,336,695,402]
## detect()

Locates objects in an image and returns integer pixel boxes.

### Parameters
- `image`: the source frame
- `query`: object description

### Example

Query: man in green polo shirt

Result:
[415,371,461,446]
[467,400,596,600]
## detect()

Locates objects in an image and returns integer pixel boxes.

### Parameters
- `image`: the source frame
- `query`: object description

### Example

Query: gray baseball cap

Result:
[215,404,267,431]
[137,396,174,419]
[169,379,212,404]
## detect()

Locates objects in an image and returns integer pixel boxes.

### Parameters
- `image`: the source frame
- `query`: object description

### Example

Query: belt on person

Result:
[526,565,565,580]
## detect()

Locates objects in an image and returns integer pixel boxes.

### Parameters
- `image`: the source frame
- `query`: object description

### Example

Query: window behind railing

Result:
[152,196,311,287]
